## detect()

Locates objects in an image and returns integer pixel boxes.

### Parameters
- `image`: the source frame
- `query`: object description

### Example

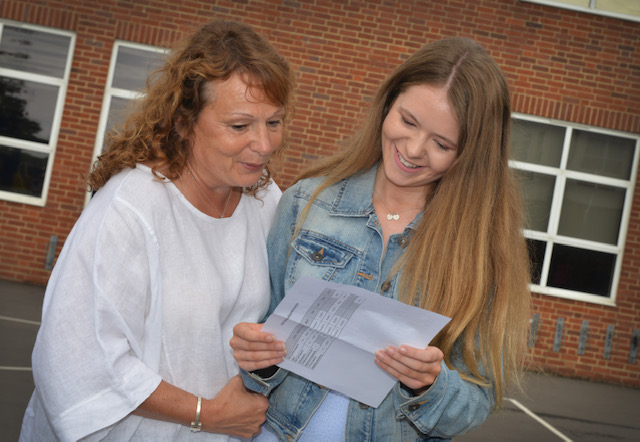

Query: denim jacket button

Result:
[311,251,323,261]
[398,236,408,248]
[408,403,421,411]
[381,281,391,292]
[359,402,369,409]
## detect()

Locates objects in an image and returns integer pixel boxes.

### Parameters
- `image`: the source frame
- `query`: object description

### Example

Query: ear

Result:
[174,118,191,140]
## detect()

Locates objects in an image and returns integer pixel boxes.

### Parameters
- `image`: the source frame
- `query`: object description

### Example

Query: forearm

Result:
[134,375,267,438]
[133,381,203,430]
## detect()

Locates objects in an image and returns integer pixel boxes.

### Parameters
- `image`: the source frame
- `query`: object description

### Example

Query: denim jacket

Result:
[242,166,493,441]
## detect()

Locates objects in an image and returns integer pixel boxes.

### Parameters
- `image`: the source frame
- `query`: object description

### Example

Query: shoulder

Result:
[256,179,282,206]
[245,179,282,213]
[83,165,174,234]
[284,175,342,203]
[241,179,283,231]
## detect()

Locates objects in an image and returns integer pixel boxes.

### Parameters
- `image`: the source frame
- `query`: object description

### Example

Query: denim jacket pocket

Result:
[289,230,359,283]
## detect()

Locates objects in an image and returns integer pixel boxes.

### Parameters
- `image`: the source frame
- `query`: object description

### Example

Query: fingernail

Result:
[399,346,407,354]
[385,347,395,355]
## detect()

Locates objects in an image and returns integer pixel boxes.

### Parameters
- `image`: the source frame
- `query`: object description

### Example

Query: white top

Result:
[20,165,281,441]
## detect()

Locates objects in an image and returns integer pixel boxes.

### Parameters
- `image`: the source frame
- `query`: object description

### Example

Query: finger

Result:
[379,346,442,372]
[232,322,273,343]
[230,335,285,352]
[375,348,421,375]
[375,356,432,390]
[233,347,286,360]
[374,348,438,389]
[397,345,444,364]
[233,348,286,365]
[374,354,423,389]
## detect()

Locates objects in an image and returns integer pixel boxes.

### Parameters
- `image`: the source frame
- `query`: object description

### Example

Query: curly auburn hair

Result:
[88,20,294,196]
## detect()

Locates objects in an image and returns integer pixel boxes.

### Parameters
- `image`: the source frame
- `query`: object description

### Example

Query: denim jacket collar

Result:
[329,165,377,217]
[330,165,421,231]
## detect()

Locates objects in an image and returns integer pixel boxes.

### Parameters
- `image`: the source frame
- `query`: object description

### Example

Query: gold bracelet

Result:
[190,396,202,432]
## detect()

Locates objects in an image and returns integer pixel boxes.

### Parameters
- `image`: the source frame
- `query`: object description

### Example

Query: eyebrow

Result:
[227,107,286,119]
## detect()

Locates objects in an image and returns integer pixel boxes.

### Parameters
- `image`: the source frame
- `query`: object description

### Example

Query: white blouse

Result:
[20,165,280,441]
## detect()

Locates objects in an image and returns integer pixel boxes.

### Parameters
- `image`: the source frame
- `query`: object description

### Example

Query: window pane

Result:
[0,144,48,197]
[596,0,640,16]
[558,179,624,244]
[547,244,615,297]
[527,238,546,285]
[112,46,165,91]
[0,76,57,143]
[102,96,132,151]
[0,25,70,78]
[516,170,555,232]
[511,119,565,167]
[567,129,635,180]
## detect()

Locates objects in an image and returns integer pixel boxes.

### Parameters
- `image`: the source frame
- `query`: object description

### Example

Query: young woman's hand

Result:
[374,345,444,393]
[230,322,286,371]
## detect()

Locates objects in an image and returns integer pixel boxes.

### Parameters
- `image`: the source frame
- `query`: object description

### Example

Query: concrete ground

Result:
[1,278,639,441]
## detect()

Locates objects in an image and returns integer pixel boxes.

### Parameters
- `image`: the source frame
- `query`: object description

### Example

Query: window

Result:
[520,0,640,23]
[511,114,639,305]
[86,41,167,204]
[0,21,75,205]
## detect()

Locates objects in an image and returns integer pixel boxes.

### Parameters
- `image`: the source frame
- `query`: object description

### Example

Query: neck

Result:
[373,179,426,216]
[183,167,235,218]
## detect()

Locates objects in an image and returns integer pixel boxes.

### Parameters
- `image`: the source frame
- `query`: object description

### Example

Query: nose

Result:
[405,133,428,159]
[252,125,279,156]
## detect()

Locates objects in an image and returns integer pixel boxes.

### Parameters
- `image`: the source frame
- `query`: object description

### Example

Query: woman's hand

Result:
[230,322,286,371]
[135,376,268,438]
[374,345,444,393]
[203,375,269,438]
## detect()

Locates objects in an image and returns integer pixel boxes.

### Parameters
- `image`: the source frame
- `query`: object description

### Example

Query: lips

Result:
[241,161,266,172]
[394,146,424,171]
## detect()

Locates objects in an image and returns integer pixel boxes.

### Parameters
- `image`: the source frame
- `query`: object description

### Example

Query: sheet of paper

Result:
[262,276,451,408]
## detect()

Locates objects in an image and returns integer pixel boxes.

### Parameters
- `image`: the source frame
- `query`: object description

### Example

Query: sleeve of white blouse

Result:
[31,195,163,441]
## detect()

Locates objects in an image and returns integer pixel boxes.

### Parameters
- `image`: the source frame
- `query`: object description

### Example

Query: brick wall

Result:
[1,0,638,386]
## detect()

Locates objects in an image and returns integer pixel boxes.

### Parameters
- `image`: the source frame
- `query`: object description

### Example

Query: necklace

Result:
[187,169,232,218]
[373,187,422,221]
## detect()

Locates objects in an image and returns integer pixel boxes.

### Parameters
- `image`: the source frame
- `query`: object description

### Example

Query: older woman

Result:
[231,37,531,441]
[20,20,294,441]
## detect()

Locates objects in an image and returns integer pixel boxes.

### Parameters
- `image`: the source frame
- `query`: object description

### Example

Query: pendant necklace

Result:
[374,187,400,221]
[187,169,232,218]
[373,187,422,221]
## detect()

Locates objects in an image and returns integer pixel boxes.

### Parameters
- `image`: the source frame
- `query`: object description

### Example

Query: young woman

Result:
[231,37,531,441]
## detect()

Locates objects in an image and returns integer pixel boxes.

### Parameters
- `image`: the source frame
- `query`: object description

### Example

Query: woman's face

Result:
[188,74,285,190]
[379,83,459,192]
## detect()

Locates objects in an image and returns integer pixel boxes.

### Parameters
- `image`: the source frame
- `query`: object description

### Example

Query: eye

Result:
[230,124,249,132]
[401,116,416,127]
[267,119,283,129]
[435,140,451,151]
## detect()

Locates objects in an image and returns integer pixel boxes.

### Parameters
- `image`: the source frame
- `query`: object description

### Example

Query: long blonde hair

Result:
[88,20,294,194]
[298,37,530,409]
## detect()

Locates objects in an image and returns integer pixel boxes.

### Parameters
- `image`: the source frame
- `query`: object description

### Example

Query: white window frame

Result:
[0,20,75,206]
[520,0,640,23]
[510,113,640,306]
[86,40,168,206]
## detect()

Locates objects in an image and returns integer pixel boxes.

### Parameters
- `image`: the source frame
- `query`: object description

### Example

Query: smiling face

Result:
[379,83,460,196]
[188,73,285,190]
